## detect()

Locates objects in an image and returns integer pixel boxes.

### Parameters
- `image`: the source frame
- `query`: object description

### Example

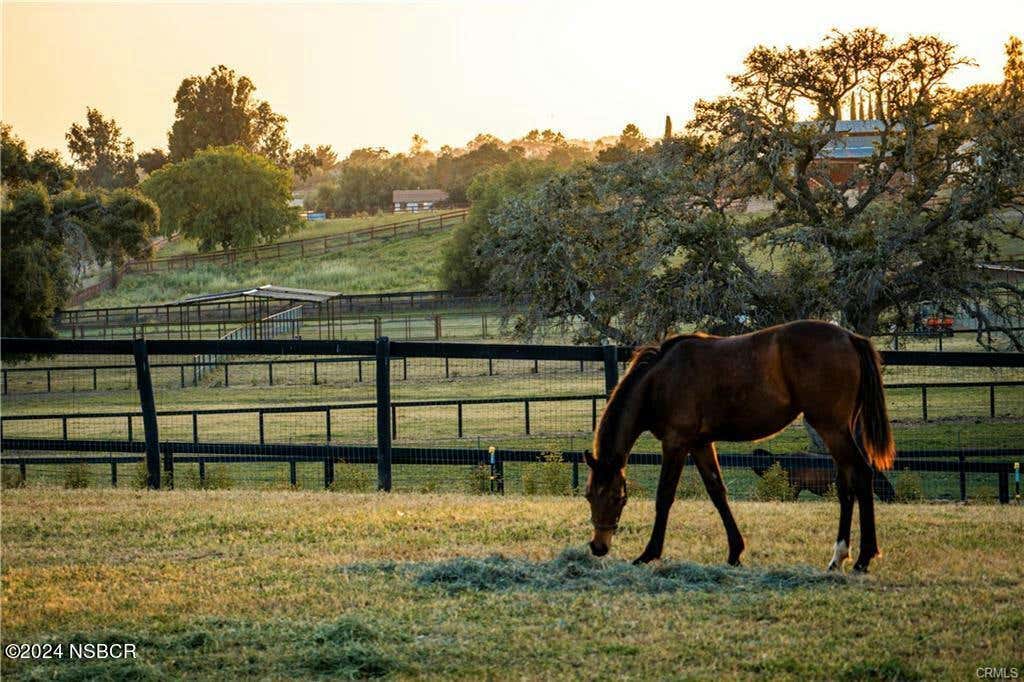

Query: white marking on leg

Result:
[828,540,849,570]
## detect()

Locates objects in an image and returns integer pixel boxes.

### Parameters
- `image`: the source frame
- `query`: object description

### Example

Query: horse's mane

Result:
[592,334,705,471]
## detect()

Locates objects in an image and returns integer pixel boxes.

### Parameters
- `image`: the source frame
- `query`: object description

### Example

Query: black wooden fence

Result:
[1,337,1021,501]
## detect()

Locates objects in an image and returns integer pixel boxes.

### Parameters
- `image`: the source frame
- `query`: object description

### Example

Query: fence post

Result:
[959,451,966,502]
[324,451,334,489]
[990,385,996,418]
[524,400,531,435]
[602,344,619,396]
[111,461,117,487]
[132,339,161,489]
[921,386,928,421]
[163,445,174,489]
[572,451,580,492]
[457,403,463,438]
[376,336,393,491]
[998,469,1009,504]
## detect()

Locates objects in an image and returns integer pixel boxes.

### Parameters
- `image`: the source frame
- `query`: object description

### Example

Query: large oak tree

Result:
[481,30,1024,348]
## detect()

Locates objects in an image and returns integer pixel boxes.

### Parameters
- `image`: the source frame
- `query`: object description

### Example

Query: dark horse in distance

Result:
[749,448,896,502]
[584,320,895,572]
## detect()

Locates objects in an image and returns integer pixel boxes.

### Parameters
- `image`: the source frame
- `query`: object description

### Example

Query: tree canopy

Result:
[2,123,75,194]
[440,159,562,293]
[596,123,649,163]
[66,108,138,189]
[168,65,290,164]
[480,30,1024,348]
[142,145,298,252]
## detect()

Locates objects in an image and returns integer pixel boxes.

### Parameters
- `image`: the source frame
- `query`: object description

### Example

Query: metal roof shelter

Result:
[177,285,341,306]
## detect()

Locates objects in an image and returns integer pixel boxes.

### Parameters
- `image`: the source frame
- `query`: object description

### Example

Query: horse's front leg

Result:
[692,442,745,566]
[634,442,687,565]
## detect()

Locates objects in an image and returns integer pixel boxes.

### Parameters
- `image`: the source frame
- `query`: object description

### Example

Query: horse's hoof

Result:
[633,554,657,565]
[826,561,840,572]
[852,563,869,574]
[728,557,743,567]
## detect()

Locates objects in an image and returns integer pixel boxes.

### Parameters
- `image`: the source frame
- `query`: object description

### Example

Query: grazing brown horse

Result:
[584,320,895,572]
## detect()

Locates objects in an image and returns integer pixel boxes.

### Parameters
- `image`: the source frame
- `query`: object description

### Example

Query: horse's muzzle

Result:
[589,539,609,557]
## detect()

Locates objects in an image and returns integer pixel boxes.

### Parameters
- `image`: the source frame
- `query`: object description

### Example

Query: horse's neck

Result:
[598,388,645,470]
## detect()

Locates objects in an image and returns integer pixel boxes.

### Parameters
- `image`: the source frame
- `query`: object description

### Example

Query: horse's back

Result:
[652,321,861,441]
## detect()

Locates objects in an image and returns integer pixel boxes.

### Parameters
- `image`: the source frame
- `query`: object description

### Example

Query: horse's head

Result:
[583,451,627,556]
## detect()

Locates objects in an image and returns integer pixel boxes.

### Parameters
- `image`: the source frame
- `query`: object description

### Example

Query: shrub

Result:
[329,462,374,493]
[2,465,25,489]
[754,462,793,501]
[127,463,152,489]
[626,477,649,499]
[177,464,233,490]
[676,469,705,500]
[895,469,924,502]
[63,463,90,489]
[521,452,571,496]
[466,464,491,494]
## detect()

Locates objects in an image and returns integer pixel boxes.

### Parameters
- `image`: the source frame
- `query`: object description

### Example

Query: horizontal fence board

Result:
[5,338,1023,368]
[2,440,1017,473]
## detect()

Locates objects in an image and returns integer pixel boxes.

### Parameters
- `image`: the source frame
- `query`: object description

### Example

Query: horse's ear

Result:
[583,450,596,468]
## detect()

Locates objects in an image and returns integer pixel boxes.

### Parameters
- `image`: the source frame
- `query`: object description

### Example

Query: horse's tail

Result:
[851,335,895,471]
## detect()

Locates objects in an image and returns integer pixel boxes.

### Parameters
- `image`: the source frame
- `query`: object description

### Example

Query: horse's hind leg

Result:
[828,460,854,571]
[634,441,687,565]
[816,425,878,572]
[692,442,745,566]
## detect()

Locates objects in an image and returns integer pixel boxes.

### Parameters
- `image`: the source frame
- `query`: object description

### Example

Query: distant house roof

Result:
[833,119,885,134]
[393,189,449,203]
[820,135,881,160]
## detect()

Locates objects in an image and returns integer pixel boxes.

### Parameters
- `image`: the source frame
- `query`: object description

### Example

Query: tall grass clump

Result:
[466,463,491,494]
[522,452,571,495]
[2,465,25,489]
[62,463,90,489]
[895,469,924,502]
[329,462,374,492]
[754,462,793,501]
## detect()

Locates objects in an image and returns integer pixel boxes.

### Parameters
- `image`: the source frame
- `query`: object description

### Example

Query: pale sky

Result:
[2,1,1021,159]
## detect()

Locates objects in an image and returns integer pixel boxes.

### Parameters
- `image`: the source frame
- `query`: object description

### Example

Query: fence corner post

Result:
[132,338,161,490]
[601,343,619,397]
[376,336,392,492]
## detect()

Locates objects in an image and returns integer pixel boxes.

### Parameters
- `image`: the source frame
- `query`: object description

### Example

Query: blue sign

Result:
[306,212,326,221]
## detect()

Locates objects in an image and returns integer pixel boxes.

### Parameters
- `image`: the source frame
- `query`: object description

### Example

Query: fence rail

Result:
[1,337,1021,502]
[125,210,467,274]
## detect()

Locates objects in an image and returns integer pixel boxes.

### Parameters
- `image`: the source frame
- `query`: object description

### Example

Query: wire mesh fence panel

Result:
[1,339,1020,502]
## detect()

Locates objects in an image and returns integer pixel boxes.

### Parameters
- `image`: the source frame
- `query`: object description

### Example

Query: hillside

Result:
[85,229,454,308]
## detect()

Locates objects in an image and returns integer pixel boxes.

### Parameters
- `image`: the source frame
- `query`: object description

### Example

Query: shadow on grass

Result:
[341,547,851,594]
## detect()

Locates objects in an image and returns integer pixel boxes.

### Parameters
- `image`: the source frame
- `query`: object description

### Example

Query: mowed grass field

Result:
[1,490,1021,680]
